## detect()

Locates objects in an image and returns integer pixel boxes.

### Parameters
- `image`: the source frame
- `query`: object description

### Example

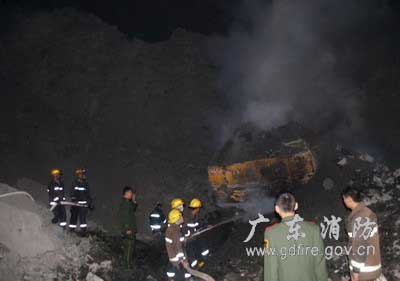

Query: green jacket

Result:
[117,199,138,236]
[264,215,328,281]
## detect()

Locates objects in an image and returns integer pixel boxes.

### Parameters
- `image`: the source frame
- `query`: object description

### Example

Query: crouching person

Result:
[118,186,138,269]
[165,209,191,280]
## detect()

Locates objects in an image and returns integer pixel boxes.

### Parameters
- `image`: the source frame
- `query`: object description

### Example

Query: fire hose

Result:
[183,263,215,281]
[0,191,35,202]
[49,201,88,211]
[189,216,242,239]
[181,216,243,281]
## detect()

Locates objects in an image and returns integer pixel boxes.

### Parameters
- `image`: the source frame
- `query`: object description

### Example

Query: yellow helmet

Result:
[189,198,202,208]
[171,198,184,209]
[168,209,182,224]
[51,169,61,176]
[75,169,87,175]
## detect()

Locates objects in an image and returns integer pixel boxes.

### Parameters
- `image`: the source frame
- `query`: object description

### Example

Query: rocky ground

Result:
[1,126,400,280]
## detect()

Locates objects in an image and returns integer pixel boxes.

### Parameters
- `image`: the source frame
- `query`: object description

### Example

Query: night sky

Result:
[1,0,242,40]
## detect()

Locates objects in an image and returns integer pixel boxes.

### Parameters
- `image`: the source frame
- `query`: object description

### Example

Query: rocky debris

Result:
[324,146,400,281]
[0,183,113,281]
[87,259,113,281]
[86,272,104,281]
[337,158,348,167]
[16,178,49,205]
[1,138,400,280]
[0,183,57,257]
[359,153,375,163]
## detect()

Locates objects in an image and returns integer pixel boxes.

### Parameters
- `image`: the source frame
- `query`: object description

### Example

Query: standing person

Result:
[264,192,328,281]
[165,209,191,280]
[117,186,138,269]
[171,198,190,238]
[186,198,209,268]
[69,169,92,234]
[342,187,383,281]
[47,169,67,227]
[149,202,167,233]
[186,198,203,235]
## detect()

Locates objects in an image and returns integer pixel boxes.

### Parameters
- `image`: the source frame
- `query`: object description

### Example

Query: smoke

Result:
[211,0,367,141]
[216,188,276,220]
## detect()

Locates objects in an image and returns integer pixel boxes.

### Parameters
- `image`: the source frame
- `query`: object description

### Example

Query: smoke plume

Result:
[211,0,367,141]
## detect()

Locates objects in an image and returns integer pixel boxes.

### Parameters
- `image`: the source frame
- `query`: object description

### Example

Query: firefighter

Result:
[342,187,383,281]
[47,169,67,227]
[149,202,167,233]
[171,198,190,238]
[186,198,209,268]
[165,209,191,280]
[118,186,138,269]
[69,169,92,234]
[171,198,185,212]
[264,192,328,281]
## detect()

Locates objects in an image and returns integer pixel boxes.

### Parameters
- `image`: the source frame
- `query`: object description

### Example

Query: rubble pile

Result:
[335,149,400,280]
[0,183,113,281]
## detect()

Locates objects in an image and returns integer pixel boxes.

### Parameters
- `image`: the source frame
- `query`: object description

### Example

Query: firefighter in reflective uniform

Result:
[47,169,67,227]
[343,187,383,281]
[165,209,191,280]
[186,198,209,268]
[171,198,190,238]
[69,169,92,233]
[149,202,166,233]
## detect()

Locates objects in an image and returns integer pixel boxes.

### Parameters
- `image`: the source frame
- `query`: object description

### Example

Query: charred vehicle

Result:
[208,123,317,203]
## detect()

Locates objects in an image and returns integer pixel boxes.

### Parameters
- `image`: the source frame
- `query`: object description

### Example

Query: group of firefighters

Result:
[47,169,92,235]
[149,198,210,280]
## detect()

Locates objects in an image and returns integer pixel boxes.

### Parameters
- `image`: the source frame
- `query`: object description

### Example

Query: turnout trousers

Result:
[52,205,67,227]
[69,206,88,230]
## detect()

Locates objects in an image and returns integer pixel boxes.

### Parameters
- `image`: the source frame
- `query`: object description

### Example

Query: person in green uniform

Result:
[117,186,138,269]
[264,192,328,281]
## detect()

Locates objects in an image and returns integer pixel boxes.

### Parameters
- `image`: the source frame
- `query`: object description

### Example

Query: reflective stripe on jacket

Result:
[165,223,186,267]
[346,203,382,280]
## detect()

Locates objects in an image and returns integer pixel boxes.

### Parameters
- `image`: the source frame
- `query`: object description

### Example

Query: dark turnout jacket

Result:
[117,198,138,237]
[71,179,92,204]
[346,203,382,280]
[47,180,65,204]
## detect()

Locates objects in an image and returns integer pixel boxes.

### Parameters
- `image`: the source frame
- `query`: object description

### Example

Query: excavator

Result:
[208,123,317,203]
[208,139,317,202]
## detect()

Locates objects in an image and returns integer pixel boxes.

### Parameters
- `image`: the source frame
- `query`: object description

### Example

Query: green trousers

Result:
[122,237,135,269]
